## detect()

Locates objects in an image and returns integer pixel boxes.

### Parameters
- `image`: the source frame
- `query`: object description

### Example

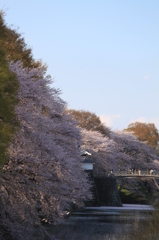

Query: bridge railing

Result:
[112,170,159,176]
[93,169,159,177]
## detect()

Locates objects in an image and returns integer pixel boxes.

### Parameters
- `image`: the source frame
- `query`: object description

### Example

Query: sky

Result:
[1,0,159,130]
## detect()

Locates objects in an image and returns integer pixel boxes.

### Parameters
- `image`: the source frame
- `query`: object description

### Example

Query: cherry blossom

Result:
[0,61,91,239]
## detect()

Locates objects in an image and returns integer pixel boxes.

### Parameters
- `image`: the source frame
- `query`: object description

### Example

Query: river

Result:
[52,204,154,240]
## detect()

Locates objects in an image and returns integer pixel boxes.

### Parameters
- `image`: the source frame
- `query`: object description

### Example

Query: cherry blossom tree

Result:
[0,61,91,239]
[80,128,159,174]
[111,130,159,170]
[80,128,117,171]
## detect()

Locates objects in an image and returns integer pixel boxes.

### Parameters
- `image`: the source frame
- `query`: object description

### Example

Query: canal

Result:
[52,204,154,240]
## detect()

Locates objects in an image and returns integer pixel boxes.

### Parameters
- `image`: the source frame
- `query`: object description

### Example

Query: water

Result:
[53,204,154,240]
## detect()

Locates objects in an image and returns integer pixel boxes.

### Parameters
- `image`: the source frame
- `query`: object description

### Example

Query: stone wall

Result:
[94,176,122,206]
[85,171,122,207]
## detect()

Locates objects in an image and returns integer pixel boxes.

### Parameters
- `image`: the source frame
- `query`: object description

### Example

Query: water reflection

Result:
[54,204,154,240]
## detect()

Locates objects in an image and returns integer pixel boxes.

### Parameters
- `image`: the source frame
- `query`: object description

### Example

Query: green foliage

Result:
[119,187,146,204]
[0,48,19,170]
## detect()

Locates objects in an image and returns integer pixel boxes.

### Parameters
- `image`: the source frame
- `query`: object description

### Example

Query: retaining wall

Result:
[86,171,122,207]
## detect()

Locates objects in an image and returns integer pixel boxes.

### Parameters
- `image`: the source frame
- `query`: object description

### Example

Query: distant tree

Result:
[0,62,91,240]
[124,122,159,149]
[67,109,110,137]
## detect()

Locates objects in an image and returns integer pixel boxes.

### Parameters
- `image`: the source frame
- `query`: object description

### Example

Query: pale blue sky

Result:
[1,1,159,130]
